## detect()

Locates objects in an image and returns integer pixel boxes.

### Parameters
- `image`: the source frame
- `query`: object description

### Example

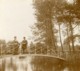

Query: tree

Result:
[32,0,66,52]
[33,0,57,52]
[56,0,80,52]
[32,0,80,54]
[0,40,6,55]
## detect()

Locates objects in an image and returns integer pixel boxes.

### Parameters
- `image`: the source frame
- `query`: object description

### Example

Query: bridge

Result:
[0,47,79,71]
[0,46,72,61]
[0,53,66,60]
[1,44,79,62]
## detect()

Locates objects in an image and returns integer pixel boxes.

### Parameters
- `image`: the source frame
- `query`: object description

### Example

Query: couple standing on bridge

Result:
[13,36,28,54]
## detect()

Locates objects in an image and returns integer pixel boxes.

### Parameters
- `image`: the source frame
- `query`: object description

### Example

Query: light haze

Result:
[0,0,35,42]
[0,0,76,43]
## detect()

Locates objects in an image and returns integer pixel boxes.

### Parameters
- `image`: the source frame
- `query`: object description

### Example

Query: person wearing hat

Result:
[13,36,19,54]
[21,37,28,54]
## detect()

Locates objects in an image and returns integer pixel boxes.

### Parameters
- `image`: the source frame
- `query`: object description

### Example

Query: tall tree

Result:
[32,0,80,53]
[56,1,79,52]
[33,0,57,52]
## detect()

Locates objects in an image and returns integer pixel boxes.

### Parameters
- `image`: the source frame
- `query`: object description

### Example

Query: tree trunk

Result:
[69,22,75,52]
[46,18,57,53]
[67,23,71,53]
[59,24,64,53]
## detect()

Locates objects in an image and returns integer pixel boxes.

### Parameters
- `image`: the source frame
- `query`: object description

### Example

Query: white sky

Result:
[0,0,35,42]
[67,0,74,4]
[0,0,78,44]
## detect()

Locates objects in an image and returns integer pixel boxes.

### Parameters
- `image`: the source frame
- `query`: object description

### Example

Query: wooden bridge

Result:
[0,46,79,61]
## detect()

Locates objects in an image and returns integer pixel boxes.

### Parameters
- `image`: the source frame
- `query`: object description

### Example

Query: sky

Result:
[67,0,74,4]
[0,0,35,42]
[0,0,77,44]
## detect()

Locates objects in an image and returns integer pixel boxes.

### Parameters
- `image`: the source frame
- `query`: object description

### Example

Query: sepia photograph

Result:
[0,0,80,71]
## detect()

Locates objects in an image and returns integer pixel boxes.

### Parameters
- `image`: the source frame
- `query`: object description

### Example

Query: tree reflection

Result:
[31,56,66,71]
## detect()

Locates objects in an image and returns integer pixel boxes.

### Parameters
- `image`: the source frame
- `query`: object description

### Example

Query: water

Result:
[0,56,69,71]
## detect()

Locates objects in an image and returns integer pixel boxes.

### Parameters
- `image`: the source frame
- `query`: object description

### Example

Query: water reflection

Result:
[0,56,68,71]
[31,56,66,71]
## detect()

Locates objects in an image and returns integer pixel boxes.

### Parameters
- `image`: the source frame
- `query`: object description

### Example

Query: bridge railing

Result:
[28,46,80,59]
[0,46,80,60]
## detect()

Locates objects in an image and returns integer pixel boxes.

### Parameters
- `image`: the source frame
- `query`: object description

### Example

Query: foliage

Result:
[32,0,67,51]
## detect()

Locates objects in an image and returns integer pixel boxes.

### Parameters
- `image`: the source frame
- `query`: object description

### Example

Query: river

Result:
[0,55,72,71]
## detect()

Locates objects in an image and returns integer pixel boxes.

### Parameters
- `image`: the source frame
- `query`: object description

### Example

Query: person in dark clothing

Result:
[13,36,19,54]
[21,37,28,54]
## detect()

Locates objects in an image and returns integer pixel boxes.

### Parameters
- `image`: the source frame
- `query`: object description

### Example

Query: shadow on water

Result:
[1,55,80,71]
[0,59,5,71]
[31,56,67,71]
[66,53,80,71]
[7,58,17,71]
